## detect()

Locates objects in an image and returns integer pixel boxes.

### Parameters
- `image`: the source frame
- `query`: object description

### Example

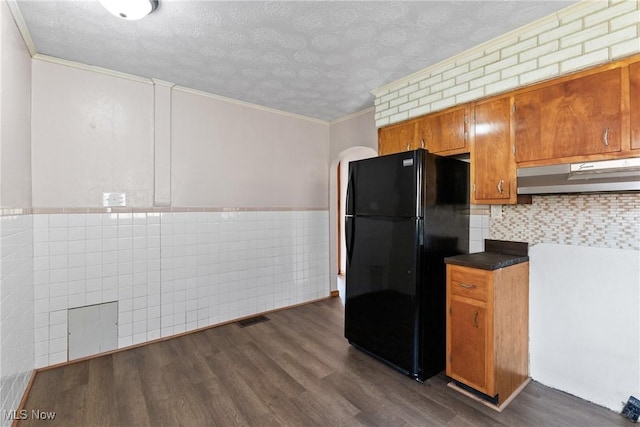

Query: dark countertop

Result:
[444,239,529,271]
[444,252,529,270]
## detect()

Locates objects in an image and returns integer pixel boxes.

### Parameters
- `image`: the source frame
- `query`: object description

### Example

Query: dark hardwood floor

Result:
[19,297,627,426]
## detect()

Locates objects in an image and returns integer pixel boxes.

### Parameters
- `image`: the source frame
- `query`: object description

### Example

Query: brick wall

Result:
[373,1,640,127]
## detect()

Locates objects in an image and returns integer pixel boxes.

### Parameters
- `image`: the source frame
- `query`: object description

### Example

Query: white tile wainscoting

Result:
[30,209,329,368]
[0,214,34,420]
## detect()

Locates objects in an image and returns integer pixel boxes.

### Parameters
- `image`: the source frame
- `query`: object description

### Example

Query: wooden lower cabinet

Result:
[449,298,488,391]
[446,262,529,406]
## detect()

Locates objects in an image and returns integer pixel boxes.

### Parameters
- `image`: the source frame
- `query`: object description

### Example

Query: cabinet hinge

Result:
[473,183,477,193]
[512,103,516,113]
[512,145,516,155]
[464,131,468,141]
[464,115,468,125]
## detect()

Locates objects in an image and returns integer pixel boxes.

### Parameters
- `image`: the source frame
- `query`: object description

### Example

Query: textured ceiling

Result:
[16,0,577,121]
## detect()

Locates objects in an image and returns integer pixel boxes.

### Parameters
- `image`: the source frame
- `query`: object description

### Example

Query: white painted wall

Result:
[31,60,330,210]
[31,59,155,208]
[529,243,640,412]
[1,1,31,208]
[153,81,172,207]
[171,89,329,208]
[329,109,377,160]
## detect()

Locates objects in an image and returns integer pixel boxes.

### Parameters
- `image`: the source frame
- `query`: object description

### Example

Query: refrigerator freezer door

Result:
[346,150,422,218]
[345,216,422,376]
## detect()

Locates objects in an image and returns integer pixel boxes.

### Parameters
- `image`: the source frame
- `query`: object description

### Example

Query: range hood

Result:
[517,158,640,194]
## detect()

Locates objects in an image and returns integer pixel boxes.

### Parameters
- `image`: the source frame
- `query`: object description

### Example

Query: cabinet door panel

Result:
[379,121,416,156]
[514,68,622,162]
[417,107,467,154]
[440,108,467,152]
[473,97,512,201]
[450,298,488,392]
[631,62,640,151]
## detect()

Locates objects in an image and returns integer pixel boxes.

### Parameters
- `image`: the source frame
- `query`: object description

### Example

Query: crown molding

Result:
[32,54,329,125]
[173,86,330,125]
[6,0,37,56]
[330,107,375,125]
[33,54,154,85]
[152,78,176,88]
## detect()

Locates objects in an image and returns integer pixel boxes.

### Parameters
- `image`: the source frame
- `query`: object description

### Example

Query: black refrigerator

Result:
[344,149,469,381]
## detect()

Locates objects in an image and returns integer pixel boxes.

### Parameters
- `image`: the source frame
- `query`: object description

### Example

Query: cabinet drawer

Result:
[449,267,488,301]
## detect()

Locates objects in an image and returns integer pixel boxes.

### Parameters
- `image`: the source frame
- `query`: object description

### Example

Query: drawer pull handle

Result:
[473,311,479,328]
[459,283,477,289]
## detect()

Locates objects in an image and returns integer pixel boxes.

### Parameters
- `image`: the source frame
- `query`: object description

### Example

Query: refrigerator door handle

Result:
[346,165,355,216]
[345,217,354,264]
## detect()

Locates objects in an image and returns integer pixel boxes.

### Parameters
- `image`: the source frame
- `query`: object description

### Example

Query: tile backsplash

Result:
[469,210,490,253]
[490,193,640,251]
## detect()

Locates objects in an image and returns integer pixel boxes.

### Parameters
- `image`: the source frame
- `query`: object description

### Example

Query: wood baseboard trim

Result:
[330,290,340,298]
[447,377,532,412]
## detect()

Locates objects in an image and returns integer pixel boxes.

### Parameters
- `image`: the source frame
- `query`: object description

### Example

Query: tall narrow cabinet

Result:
[445,250,529,410]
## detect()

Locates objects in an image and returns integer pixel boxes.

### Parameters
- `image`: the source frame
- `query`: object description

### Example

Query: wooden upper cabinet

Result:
[378,120,417,156]
[416,106,468,155]
[514,68,623,164]
[630,61,640,151]
[376,54,639,202]
[472,96,516,204]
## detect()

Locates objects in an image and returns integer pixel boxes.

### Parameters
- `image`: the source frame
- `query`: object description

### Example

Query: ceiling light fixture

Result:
[99,0,158,21]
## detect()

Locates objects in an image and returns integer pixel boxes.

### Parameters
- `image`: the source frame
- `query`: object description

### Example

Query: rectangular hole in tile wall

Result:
[68,301,118,361]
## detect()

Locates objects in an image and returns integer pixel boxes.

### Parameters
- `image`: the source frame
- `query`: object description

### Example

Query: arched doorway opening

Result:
[329,147,377,304]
